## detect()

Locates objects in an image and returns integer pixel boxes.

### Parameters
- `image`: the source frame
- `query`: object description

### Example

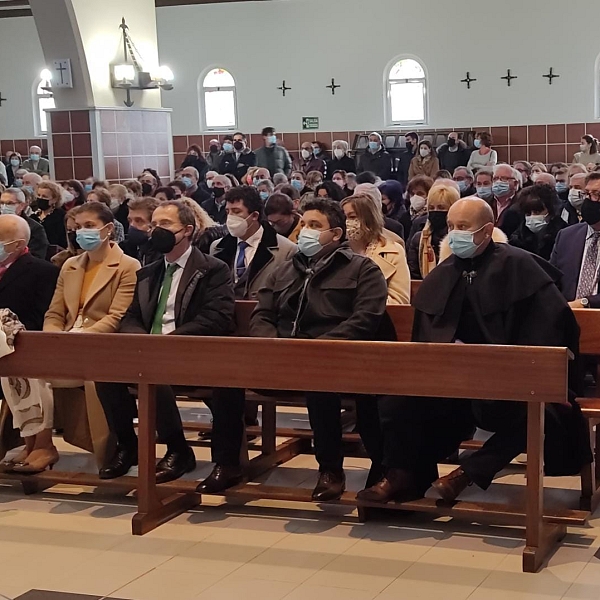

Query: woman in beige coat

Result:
[9,202,140,473]
[341,193,410,305]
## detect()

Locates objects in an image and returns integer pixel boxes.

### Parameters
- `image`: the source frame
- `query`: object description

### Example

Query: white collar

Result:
[239,225,264,249]
[165,244,192,270]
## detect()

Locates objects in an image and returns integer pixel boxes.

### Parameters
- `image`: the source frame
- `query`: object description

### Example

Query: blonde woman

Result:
[179,197,227,254]
[341,193,410,305]
[407,183,460,279]
[31,180,67,248]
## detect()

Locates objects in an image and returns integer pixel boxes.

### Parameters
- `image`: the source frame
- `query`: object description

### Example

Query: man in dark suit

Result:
[0,188,49,260]
[219,132,256,182]
[550,172,600,309]
[95,200,235,482]
[0,214,58,330]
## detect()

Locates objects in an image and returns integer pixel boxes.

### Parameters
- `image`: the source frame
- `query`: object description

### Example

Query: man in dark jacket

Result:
[453,166,477,198]
[197,198,388,500]
[0,188,48,260]
[359,199,591,504]
[219,132,256,181]
[95,201,235,483]
[397,132,419,186]
[357,132,392,181]
[181,166,211,205]
[0,214,58,330]
[120,197,162,266]
[437,133,470,173]
[254,127,292,177]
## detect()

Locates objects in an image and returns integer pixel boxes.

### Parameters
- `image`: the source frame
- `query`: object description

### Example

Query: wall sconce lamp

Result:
[110,18,174,107]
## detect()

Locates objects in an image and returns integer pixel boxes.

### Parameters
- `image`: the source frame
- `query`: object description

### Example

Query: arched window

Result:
[386,58,427,126]
[33,77,55,136]
[201,68,237,130]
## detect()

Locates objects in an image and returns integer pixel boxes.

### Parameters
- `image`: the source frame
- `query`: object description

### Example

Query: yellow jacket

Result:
[44,242,140,333]
[366,237,411,305]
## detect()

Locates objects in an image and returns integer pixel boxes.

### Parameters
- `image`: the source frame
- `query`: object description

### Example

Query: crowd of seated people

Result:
[0,130,600,504]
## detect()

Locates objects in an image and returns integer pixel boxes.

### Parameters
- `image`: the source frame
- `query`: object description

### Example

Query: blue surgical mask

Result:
[76,226,107,252]
[291,179,303,191]
[14,179,23,188]
[10,159,19,167]
[297,228,330,257]
[457,181,468,193]
[30,153,40,162]
[525,214,548,233]
[492,181,510,197]
[267,135,277,145]
[223,142,234,153]
[312,147,321,156]
[476,185,493,199]
[0,204,17,215]
[474,139,482,149]
[181,176,193,189]
[253,177,261,186]
[84,184,93,193]
[555,182,568,194]
[448,225,487,259]
[23,185,33,195]
[368,141,379,152]
[259,191,269,201]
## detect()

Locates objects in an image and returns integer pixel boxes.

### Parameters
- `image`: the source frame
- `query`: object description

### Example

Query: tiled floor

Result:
[0,406,599,600]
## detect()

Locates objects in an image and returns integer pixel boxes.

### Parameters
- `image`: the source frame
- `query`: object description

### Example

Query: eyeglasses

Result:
[583,191,600,202]
[492,176,516,183]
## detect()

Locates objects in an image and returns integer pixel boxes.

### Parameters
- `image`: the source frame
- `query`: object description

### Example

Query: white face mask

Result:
[226,213,252,238]
[334,149,345,159]
[110,198,120,211]
[301,149,311,160]
[419,148,430,158]
[569,188,584,209]
[410,195,427,212]
[580,144,589,152]
[206,179,214,189]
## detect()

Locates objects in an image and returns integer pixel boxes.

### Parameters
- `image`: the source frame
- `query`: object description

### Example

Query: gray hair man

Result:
[22,145,50,175]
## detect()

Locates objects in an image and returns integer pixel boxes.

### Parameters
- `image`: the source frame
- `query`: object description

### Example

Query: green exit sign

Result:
[302,117,319,130]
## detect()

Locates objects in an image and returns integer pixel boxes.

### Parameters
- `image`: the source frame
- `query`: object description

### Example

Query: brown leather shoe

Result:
[356,468,422,504]
[432,467,472,502]
[312,471,346,502]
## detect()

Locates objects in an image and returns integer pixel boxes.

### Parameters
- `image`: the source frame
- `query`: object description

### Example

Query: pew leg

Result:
[132,384,199,535]
[357,506,370,523]
[261,401,277,457]
[523,402,565,572]
[580,419,596,511]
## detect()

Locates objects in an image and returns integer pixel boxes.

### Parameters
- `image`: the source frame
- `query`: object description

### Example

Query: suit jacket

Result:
[119,246,234,336]
[22,157,50,175]
[0,252,58,330]
[549,222,600,306]
[44,243,140,333]
[24,215,49,261]
[210,223,298,300]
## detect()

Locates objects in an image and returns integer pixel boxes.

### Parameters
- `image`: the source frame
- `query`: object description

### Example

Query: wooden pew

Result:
[0,330,580,572]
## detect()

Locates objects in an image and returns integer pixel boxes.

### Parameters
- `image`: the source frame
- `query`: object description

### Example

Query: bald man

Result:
[22,145,50,175]
[359,199,591,504]
[0,214,58,331]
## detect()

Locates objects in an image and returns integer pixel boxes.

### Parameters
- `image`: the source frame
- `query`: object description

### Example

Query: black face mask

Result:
[405,141,413,151]
[581,199,600,226]
[68,231,80,250]
[209,145,219,153]
[149,227,184,254]
[447,138,456,147]
[36,197,50,211]
[428,210,448,231]
[233,141,244,151]
[213,187,226,199]
[127,226,149,247]
[141,182,153,196]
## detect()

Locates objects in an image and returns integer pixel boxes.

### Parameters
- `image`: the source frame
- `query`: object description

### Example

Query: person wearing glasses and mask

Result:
[30,180,67,249]
[490,164,522,237]
[219,132,256,181]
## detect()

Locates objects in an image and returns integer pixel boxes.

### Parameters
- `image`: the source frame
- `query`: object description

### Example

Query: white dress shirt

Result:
[160,245,192,334]
[576,226,600,298]
[234,225,264,283]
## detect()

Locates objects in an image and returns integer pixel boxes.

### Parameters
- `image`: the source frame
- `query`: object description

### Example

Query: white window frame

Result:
[384,55,428,127]
[199,67,238,132]
[595,53,600,120]
[33,78,54,137]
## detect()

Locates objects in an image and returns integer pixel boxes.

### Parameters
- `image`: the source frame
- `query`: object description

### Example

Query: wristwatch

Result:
[581,297,590,308]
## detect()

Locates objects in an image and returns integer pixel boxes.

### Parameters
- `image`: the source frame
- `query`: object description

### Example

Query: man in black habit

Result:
[358,198,591,504]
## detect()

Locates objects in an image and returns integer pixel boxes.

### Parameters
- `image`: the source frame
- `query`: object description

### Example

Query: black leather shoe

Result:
[99,445,138,480]
[196,465,244,494]
[155,447,196,484]
[356,468,422,504]
[312,471,346,502]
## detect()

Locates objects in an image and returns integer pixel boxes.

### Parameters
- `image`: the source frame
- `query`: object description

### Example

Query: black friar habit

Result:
[379,241,591,494]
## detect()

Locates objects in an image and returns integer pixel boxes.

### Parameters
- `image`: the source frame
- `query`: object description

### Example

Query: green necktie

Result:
[151,263,180,334]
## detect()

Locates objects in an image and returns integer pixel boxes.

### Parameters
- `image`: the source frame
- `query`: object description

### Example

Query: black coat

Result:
[412,241,591,476]
[219,150,256,181]
[560,201,580,226]
[397,149,416,186]
[384,216,404,239]
[386,206,412,242]
[190,185,212,206]
[509,215,567,261]
[180,155,209,182]
[357,148,393,180]
[0,252,58,330]
[114,202,130,234]
[200,196,227,225]
[24,215,49,261]
[31,208,67,249]
[195,224,228,255]
[250,243,389,341]
[119,238,162,268]
[437,142,470,173]
[119,246,234,336]
[325,155,356,179]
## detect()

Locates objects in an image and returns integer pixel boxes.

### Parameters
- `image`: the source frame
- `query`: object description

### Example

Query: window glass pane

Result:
[204,90,235,128]
[203,68,234,88]
[390,81,424,123]
[389,59,424,80]
[39,96,55,133]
